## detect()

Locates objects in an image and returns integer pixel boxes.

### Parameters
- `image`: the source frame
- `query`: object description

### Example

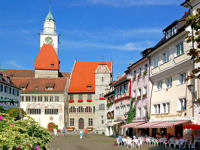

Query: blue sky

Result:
[0,0,188,79]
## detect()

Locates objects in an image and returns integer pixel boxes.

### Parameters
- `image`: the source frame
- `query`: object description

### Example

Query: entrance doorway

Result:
[79,118,84,129]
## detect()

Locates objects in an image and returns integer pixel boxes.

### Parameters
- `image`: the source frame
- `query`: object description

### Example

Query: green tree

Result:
[186,8,200,79]
[0,106,5,113]
[6,108,26,120]
[0,113,52,149]
[127,100,136,123]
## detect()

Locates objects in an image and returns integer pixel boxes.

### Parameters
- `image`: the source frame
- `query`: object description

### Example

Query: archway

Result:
[79,118,84,129]
[48,122,55,132]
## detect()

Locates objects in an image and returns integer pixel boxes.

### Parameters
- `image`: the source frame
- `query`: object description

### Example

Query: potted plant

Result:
[137,74,141,79]
[132,76,136,81]
[87,99,92,102]
[143,70,147,76]
[137,96,141,100]
[69,99,74,103]
[143,94,147,98]
[132,97,136,101]
[78,99,83,103]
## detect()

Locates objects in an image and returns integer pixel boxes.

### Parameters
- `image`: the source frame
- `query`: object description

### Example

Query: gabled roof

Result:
[35,44,59,70]
[12,77,68,93]
[143,11,190,56]
[0,69,70,78]
[68,61,112,93]
[0,69,34,78]
[111,74,129,87]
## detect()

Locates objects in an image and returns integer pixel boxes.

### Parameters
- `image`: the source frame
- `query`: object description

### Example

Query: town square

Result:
[0,0,200,149]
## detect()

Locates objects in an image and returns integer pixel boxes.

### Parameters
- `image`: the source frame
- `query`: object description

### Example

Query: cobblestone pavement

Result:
[50,134,185,150]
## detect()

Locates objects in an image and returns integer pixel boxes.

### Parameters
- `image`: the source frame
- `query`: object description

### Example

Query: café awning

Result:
[183,124,200,129]
[120,121,146,128]
[136,120,190,128]
[107,121,123,126]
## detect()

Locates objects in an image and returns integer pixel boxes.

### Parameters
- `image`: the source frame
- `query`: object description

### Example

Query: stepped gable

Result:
[68,61,112,93]
[35,44,59,70]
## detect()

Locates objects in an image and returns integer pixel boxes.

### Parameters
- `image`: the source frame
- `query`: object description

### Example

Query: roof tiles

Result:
[68,61,112,93]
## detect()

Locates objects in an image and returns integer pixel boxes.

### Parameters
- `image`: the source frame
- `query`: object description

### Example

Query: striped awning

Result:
[136,120,190,128]
[120,121,146,128]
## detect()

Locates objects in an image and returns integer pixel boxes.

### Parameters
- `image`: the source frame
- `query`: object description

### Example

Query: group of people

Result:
[53,127,66,136]
[80,128,89,139]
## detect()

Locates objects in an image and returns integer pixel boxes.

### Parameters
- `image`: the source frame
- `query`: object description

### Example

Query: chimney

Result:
[117,73,120,80]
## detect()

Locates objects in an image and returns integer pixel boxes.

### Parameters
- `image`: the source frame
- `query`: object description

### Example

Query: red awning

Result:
[120,121,146,128]
[153,120,190,128]
[136,122,161,128]
[136,120,190,128]
[183,124,200,129]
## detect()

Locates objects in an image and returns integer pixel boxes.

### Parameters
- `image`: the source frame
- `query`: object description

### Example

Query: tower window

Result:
[51,64,54,68]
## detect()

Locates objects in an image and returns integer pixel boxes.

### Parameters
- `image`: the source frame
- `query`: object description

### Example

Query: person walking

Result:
[84,128,88,138]
[53,128,57,136]
[80,130,83,139]
[62,127,66,136]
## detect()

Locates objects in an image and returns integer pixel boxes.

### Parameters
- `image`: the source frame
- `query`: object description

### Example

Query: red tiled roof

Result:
[112,74,126,86]
[12,77,69,92]
[35,44,59,70]
[68,61,112,93]
[0,69,35,78]
[0,69,70,78]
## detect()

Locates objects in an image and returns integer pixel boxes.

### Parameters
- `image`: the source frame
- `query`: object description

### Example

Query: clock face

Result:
[45,37,53,44]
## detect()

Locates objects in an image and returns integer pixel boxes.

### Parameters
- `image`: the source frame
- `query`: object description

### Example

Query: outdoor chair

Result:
[188,140,195,149]
[116,138,122,146]
[126,139,134,148]
[169,139,176,148]
[174,139,181,148]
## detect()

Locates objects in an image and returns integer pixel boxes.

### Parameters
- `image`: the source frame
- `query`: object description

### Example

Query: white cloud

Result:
[7,60,23,69]
[60,27,162,41]
[85,0,182,6]
[61,40,154,51]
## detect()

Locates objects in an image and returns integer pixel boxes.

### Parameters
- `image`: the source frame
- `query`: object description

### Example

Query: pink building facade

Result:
[126,55,152,124]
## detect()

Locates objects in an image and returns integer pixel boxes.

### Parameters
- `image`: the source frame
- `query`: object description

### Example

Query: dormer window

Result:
[51,64,54,68]
[7,77,11,83]
[87,85,92,89]
[45,83,55,90]
[165,25,177,39]
[19,82,29,90]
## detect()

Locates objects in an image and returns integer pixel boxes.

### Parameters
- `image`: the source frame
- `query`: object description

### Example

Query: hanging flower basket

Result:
[69,99,74,103]
[99,97,105,100]
[87,99,92,102]
[137,96,141,100]
[132,76,136,81]
[143,94,147,98]
[132,97,136,101]
[143,70,147,76]
[78,99,83,103]
[138,74,141,79]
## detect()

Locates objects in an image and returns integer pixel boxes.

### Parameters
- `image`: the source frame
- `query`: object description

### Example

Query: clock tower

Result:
[40,8,58,55]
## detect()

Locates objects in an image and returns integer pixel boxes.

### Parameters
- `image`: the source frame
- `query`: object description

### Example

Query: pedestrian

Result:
[62,127,66,136]
[84,128,88,138]
[53,128,57,136]
[80,130,83,139]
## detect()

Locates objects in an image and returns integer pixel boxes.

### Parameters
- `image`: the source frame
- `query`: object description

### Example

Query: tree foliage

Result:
[127,100,136,123]
[186,8,200,79]
[6,108,26,120]
[0,113,52,149]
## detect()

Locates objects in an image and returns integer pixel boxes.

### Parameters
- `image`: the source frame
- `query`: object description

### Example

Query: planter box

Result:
[78,99,83,103]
